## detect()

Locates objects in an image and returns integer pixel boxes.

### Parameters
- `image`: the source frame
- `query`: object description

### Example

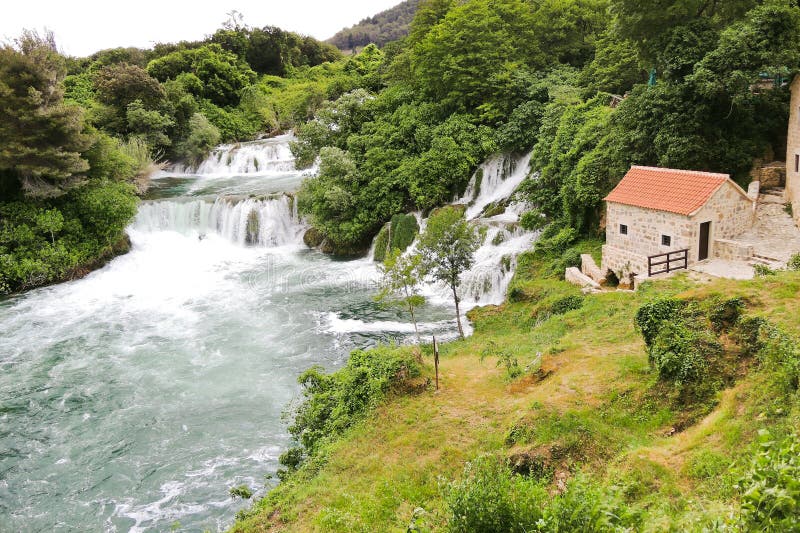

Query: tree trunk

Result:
[409,307,421,345]
[452,285,464,339]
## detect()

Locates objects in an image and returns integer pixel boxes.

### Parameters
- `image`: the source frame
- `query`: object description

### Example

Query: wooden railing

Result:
[648,249,689,277]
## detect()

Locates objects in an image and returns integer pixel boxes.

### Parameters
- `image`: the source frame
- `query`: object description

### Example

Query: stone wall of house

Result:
[601,181,754,277]
[692,181,755,245]
[601,243,649,278]
[786,76,800,226]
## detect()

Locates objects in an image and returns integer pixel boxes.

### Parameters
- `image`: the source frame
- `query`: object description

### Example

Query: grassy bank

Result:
[232,244,800,532]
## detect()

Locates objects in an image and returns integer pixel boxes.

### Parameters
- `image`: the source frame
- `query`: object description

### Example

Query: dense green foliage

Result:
[328,0,420,50]
[294,0,800,251]
[372,213,419,262]
[0,32,142,294]
[446,457,638,532]
[280,345,420,473]
[737,430,800,531]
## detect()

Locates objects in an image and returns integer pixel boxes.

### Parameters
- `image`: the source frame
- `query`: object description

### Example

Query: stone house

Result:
[601,166,755,279]
[784,76,800,225]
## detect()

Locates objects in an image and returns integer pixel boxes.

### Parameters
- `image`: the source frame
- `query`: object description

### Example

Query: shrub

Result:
[445,457,638,533]
[737,430,800,531]
[649,320,722,384]
[753,264,777,277]
[788,253,800,271]
[229,485,253,499]
[733,316,769,356]
[549,295,584,315]
[634,298,687,348]
[446,456,548,533]
[284,345,420,463]
[757,324,800,393]
[708,297,745,333]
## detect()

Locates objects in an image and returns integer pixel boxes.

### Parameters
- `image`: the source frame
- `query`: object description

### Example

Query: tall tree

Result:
[0,30,91,198]
[418,206,479,339]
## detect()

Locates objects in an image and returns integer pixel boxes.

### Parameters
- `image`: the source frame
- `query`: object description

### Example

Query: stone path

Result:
[734,199,800,264]
[690,259,755,280]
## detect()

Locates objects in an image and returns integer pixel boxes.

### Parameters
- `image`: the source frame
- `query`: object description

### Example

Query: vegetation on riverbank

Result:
[232,239,800,531]
[293,0,800,253]
[0,15,368,294]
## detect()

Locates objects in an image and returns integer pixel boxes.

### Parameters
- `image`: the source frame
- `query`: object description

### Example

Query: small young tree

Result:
[418,206,479,339]
[377,249,425,346]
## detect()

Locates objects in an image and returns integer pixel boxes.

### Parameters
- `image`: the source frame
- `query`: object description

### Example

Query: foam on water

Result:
[457,152,533,220]
[167,135,297,176]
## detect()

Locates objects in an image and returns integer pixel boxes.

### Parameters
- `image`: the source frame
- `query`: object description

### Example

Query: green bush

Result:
[229,485,253,499]
[389,213,419,254]
[757,324,800,393]
[549,295,584,315]
[733,316,770,356]
[649,320,722,384]
[372,214,420,262]
[737,430,800,532]
[754,264,777,277]
[284,345,420,463]
[708,297,745,333]
[634,298,687,348]
[446,456,547,532]
[788,253,800,271]
[446,457,638,533]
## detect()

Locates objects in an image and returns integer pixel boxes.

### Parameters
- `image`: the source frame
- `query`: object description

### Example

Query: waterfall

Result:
[167,135,297,176]
[457,152,533,220]
[132,195,305,247]
[383,150,538,309]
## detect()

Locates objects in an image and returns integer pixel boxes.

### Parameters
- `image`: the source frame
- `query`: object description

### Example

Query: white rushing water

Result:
[418,151,537,308]
[457,151,533,220]
[168,135,297,176]
[134,195,304,247]
[0,137,537,532]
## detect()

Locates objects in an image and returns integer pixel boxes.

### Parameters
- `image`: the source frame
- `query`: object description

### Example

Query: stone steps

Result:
[759,188,786,204]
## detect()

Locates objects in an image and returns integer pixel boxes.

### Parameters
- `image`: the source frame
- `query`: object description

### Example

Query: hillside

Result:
[327,0,419,51]
[233,243,800,531]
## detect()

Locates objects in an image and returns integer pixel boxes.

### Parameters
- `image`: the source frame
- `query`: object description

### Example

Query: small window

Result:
[795,154,799,173]
[619,224,628,235]
[661,235,672,247]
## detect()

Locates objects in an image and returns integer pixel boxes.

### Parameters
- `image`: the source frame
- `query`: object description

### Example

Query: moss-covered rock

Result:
[372,223,391,262]
[303,227,325,248]
[245,210,260,245]
[373,214,420,262]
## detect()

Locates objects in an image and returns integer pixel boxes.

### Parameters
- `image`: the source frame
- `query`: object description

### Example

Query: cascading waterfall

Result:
[398,151,538,308]
[167,135,297,176]
[133,195,305,247]
[457,151,533,220]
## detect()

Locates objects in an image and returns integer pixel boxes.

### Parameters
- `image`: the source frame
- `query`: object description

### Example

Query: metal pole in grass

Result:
[433,336,439,391]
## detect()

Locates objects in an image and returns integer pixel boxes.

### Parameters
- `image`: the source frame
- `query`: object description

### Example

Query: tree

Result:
[177,113,221,164]
[0,30,92,198]
[94,63,165,111]
[418,206,479,339]
[377,249,425,345]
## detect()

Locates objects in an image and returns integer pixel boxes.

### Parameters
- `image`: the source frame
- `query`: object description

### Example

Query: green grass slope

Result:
[232,245,800,532]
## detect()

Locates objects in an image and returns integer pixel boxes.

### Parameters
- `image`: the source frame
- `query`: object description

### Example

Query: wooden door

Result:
[699,221,711,261]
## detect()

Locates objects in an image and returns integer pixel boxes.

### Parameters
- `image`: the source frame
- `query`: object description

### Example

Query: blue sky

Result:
[1,0,401,57]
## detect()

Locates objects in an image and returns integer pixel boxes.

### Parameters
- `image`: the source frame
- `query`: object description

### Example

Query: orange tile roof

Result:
[604,166,730,216]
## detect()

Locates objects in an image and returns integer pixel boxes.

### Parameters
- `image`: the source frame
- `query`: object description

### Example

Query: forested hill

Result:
[327,0,419,51]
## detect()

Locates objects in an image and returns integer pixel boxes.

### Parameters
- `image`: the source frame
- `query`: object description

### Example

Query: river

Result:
[0,135,534,531]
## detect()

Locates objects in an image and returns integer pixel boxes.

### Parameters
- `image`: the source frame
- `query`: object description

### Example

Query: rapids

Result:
[0,138,536,531]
